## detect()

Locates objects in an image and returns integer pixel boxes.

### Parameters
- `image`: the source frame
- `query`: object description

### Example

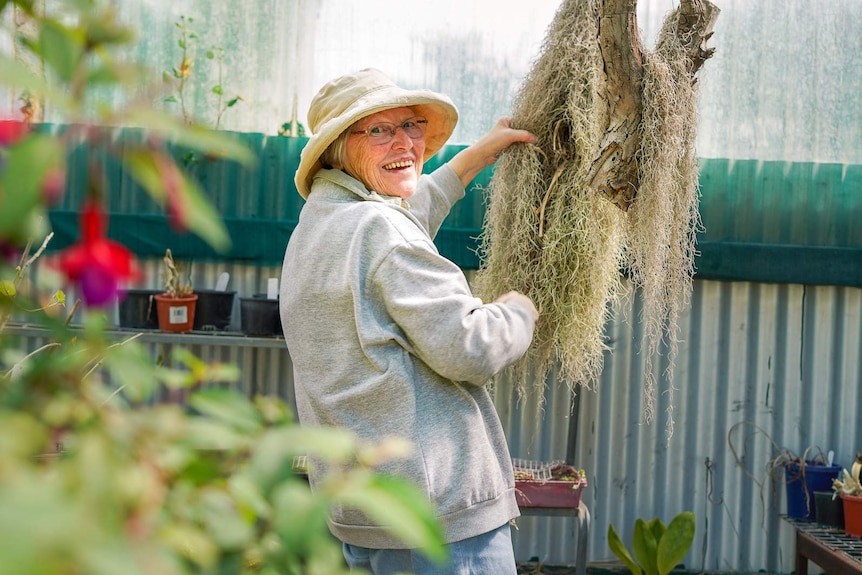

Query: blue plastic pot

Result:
[785,462,842,521]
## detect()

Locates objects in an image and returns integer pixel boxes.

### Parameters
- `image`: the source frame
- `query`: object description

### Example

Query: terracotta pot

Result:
[841,494,862,537]
[154,293,198,333]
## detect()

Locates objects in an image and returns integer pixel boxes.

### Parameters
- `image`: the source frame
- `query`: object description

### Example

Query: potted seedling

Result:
[728,422,841,522]
[831,455,862,535]
[117,288,161,329]
[193,271,236,332]
[240,277,282,337]
[154,249,197,332]
[513,460,587,509]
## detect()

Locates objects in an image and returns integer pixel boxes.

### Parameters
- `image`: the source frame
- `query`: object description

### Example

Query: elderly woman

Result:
[280,68,539,575]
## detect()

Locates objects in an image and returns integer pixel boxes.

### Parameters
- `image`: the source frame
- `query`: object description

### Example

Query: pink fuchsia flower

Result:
[40,168,67,206]
[153,152,189,232]
[1,241,21,267]
[0,120,28,146]
[57,201,141,307]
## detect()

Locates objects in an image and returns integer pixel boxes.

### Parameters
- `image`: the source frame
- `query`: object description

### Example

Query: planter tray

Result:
[515,479,586,509]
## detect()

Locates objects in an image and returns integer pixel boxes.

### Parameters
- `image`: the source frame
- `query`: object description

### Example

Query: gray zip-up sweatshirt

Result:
[279,166,536,549]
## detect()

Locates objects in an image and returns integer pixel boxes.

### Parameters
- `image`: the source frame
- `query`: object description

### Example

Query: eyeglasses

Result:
[351,116,428,144]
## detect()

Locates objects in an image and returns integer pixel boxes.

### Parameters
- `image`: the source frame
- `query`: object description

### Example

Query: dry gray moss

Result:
[476,0,703,435]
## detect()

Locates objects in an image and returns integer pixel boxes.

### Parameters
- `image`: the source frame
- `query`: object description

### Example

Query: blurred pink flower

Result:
[154,153,189,232]
[57,201,141,307]
[1,241,20,266]
[0,120,27,146]
[40,168,67,206]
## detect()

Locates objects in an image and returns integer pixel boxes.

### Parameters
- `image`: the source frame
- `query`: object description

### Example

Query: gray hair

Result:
[320,129,350,169]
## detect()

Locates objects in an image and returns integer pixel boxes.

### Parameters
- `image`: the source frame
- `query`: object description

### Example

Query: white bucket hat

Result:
[294,68,459,199]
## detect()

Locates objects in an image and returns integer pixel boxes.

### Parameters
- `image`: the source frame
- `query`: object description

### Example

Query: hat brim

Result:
[294,89,458,199]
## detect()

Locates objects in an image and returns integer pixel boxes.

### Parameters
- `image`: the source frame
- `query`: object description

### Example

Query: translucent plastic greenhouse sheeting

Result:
[1,0,860,163]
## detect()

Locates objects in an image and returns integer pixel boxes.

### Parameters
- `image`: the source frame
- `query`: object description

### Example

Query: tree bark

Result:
[590,0,720,211]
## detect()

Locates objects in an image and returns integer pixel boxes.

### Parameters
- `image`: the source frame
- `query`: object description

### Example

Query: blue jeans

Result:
[342,522,517,575]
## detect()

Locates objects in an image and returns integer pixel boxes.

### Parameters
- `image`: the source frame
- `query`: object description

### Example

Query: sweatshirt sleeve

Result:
[371,238,535,385]
[409,164,465,239]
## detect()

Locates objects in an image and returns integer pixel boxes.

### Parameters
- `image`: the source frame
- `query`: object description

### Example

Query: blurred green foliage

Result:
[0,1,446,573]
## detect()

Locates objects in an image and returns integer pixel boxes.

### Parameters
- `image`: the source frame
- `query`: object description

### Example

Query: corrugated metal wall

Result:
[500,279,862,572]
[13,266,861,573]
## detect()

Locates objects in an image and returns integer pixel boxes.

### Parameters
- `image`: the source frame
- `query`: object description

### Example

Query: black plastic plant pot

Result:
[117,289,160,329]
[240,295,281,337]
[193,289,236,331]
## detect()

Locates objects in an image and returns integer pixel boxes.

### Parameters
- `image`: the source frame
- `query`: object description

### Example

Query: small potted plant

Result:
[512,460,587,509]
[154,249,197,332]
[832,455,862,535]
[240,278,282,337]
[728,422,841,522]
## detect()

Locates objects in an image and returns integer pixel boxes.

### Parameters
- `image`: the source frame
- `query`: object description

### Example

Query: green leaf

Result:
[160,522,219,568]
[212,85,223,95]
[184,419,248,450]
[632,518,658,575]
[82,15,135,47]
[0,479,92,575]
[229,473,271,521]
[0,411,47,458]
[646,517,666,545]
[80,542,150,575]
[175,170,232,252]
[0,281,16,298]
[272,481,331,553]
[102,341,160,403]
[656,512,696,575]
[123,107,256,165]
[189,388,262,435]
[198,487,253,548]
[86,65,121,86]
[39,18,85,83]
[122,148,231,253]
[608,523,642,575]
[337,473,447,563]
[1,0,35,18]
[0,134,65,233]
[203,362,241,385]
[248,427,357,485]
[157,365,198,390]
[226,96,242,108]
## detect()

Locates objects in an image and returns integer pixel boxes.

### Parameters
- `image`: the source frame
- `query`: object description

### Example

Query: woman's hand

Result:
[494,290,539,322]
[448,117,538,188]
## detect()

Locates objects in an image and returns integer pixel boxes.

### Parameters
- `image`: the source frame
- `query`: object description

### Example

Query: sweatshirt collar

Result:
[313,169,410,210]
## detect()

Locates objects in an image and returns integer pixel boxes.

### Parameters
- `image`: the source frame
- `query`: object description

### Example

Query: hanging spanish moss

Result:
[476,0,718,435]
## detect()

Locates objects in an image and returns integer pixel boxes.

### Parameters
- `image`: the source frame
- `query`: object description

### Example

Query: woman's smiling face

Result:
[343,107,426,199]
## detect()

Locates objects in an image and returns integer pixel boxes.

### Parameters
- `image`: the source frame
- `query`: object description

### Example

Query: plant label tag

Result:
[168,305,188,324]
